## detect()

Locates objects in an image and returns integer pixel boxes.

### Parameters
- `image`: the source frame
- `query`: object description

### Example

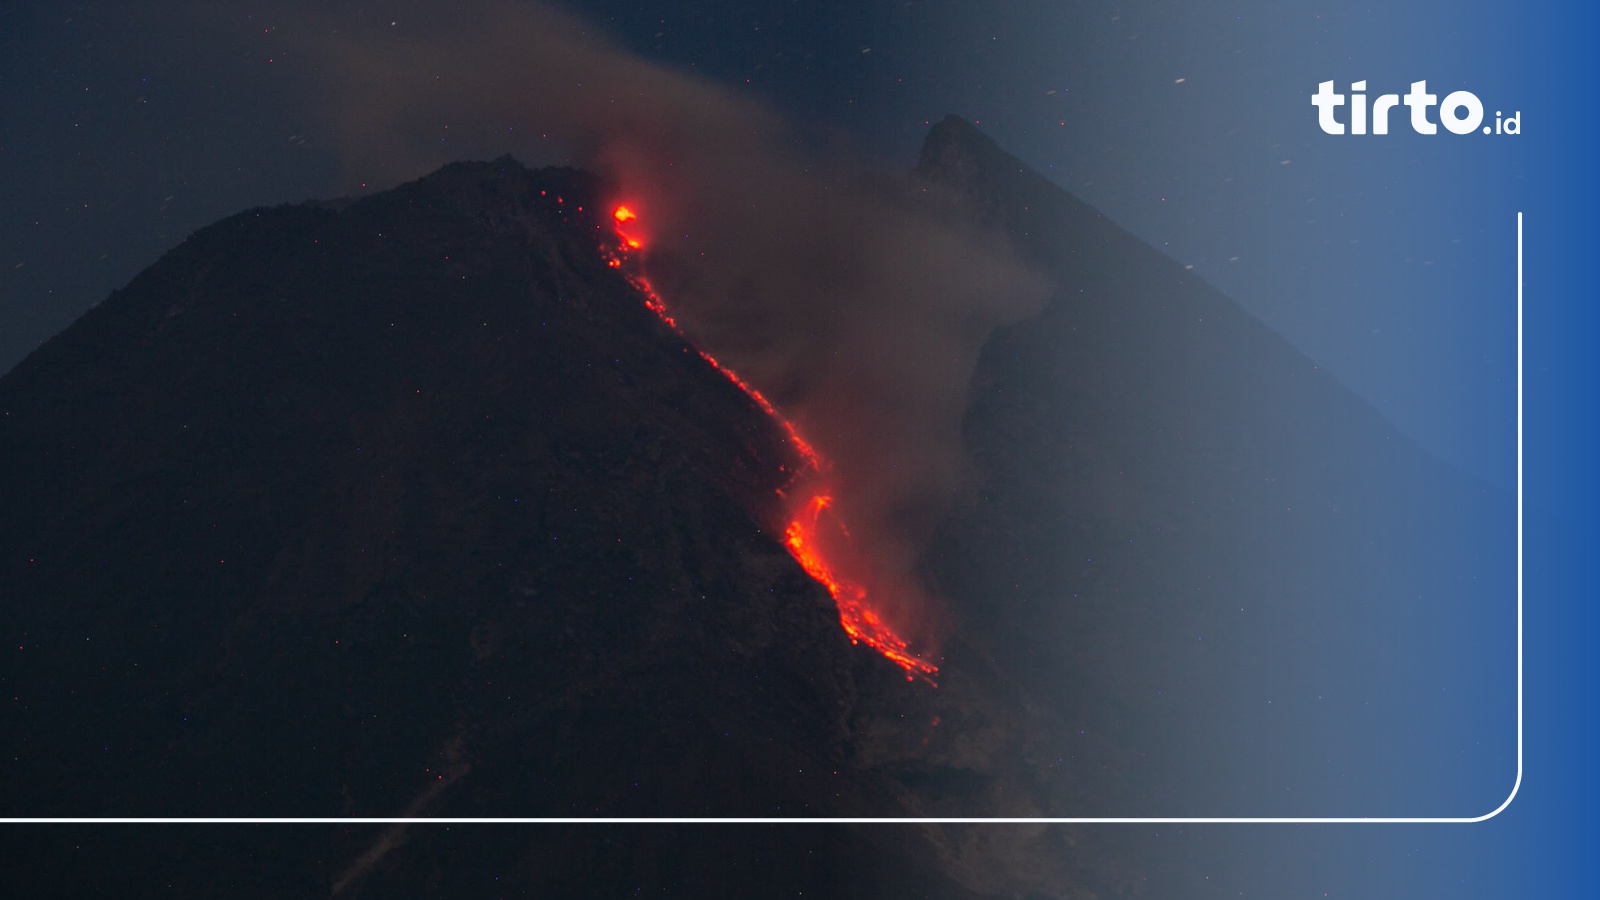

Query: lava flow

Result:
[782,495,941,682]
[604,203,937,684]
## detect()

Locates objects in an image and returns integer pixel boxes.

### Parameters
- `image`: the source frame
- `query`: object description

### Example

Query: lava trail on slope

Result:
[604,203,938,684]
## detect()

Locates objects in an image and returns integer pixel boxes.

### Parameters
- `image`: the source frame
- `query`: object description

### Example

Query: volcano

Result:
[0,120,1513,897]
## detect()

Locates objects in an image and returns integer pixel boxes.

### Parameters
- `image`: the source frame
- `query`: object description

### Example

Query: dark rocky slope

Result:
[1,160,872,819]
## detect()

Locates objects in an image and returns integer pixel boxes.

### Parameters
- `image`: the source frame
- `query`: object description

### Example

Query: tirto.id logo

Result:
[1313,81,1520,135]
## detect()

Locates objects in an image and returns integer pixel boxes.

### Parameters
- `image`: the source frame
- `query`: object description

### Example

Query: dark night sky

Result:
[0,1,1529,486]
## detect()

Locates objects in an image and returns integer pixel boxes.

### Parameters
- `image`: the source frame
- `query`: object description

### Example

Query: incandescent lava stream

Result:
[604,203,938,684]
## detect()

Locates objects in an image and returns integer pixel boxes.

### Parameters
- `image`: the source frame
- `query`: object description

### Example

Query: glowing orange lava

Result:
[783,496,940,682]
[604,203,936,683]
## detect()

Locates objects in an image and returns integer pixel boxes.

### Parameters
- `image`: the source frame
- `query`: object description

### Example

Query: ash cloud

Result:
[301,0,1051,649]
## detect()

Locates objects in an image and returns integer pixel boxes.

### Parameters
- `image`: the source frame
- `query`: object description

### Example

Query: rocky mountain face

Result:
[0,121,1513,897]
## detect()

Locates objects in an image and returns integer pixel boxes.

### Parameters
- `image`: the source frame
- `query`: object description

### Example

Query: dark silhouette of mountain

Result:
[0,160,875,817]
[0,121,1514,897]
[0,156,1121,898]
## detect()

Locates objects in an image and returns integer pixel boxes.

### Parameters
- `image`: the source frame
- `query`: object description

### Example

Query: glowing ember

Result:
[604,203,937,683]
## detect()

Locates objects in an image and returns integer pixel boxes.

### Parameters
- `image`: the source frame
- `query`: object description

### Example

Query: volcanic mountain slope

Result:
[0,159,870,817]
[0,120,1515,897]
[0,157,1122,897]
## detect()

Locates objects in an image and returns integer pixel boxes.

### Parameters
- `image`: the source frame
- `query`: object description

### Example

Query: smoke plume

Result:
[300,0,1051,651]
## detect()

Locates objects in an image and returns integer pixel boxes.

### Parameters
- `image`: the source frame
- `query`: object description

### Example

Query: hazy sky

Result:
[0,1,1529,485]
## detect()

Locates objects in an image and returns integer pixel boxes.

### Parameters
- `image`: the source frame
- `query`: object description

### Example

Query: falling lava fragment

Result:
[604,203,938,684]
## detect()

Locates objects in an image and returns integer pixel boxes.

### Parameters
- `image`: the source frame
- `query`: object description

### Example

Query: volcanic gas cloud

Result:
[305,0,1052,672]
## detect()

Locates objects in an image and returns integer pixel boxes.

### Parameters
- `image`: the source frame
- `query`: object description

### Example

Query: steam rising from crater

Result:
[306,0,1051,651]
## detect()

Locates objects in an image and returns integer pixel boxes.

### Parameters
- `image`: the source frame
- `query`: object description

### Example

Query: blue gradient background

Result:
[1042,2,1590,894]
[1144,1,1592,895]
[1401,1,1594,893]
